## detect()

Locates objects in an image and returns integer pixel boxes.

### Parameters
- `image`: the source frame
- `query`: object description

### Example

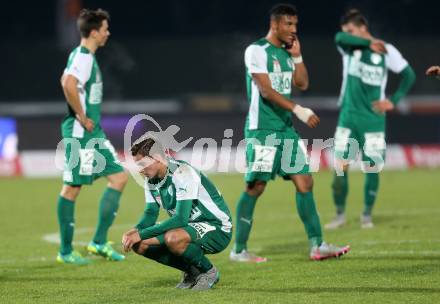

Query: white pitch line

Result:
[42,224,133,245]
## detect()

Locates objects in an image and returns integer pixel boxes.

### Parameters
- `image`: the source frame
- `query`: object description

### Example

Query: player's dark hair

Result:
[270,3,298,21]
[131,137,165,158]
[77,8,110,38]
[340,9,369,28]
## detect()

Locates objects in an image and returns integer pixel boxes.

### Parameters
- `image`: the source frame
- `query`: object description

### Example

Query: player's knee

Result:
[60,185,81,201]
[164,231,181,249]
[295,176,313,193]
[246,181,266,197]
[108,172,128,191]
[164,230,189,254]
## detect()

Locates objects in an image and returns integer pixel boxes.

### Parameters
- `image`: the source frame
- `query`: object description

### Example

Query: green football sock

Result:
[332,171,348,214]
[234,192,258,253]
[364,173,379,215]
[181,243,213,273]
[57,196,75,255]
[295,192,323,248]
[93,187,122,244]
[142,245,190,272]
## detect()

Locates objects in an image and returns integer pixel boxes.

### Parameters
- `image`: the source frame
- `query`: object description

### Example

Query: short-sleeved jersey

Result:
[61,46,104,139]
[144,159,232,233]
[245,38,296,131]
[337,40,408,123]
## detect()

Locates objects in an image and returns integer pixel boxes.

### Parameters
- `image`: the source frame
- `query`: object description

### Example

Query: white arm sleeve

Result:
[244,45,268,74]
[385,44,408,74]
[172,164,200,201]
[65,53,93,85]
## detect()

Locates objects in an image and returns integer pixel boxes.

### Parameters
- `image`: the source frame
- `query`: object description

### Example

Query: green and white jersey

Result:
[245,38,295,131]
[337,41,408,122]
[61,46,104,139]
[144,159,232,233]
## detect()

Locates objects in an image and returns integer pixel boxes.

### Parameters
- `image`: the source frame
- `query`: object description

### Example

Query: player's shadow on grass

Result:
[136,278,177,288]
[0,275,97,283]
[236,286,440,294]
[259,241,309,258]
[358,263,440,275]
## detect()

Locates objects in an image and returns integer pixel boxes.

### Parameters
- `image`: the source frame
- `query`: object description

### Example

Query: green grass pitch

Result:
[1,169,440,303]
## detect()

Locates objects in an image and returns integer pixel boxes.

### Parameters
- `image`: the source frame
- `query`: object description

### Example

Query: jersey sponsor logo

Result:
[348,59,384,86]
[268,71,292,95]
[89,82,103,104]
[188,222,216,238]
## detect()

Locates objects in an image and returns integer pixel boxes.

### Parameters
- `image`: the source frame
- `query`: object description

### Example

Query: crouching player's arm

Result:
[122,200,192,252]
[122,203,160,252]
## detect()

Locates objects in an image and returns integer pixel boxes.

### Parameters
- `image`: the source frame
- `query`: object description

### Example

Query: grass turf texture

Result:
[1,169,440,303]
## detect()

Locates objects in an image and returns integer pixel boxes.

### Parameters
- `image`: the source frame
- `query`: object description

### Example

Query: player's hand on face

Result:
[287,34,301,57]
[426,66,440,76]
[372,99,394,113]
[370,39,387,54]
[307,114,320,128]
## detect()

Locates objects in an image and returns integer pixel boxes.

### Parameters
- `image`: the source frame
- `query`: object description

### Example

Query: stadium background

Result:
[1,1,440,303]
[1,0,440,176]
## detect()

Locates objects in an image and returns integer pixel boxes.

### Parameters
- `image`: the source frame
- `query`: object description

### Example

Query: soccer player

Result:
[56,9,128,264]
[122,137,232,290]
[325,9,416,229]
[230,4,350,263]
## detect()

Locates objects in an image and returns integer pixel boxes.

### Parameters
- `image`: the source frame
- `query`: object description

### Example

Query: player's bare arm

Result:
[61,74,94,132]
[286,35,309,90]
[252,73,319,128]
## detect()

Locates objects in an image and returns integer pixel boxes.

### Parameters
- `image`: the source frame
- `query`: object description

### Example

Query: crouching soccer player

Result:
[122,137,232,290]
